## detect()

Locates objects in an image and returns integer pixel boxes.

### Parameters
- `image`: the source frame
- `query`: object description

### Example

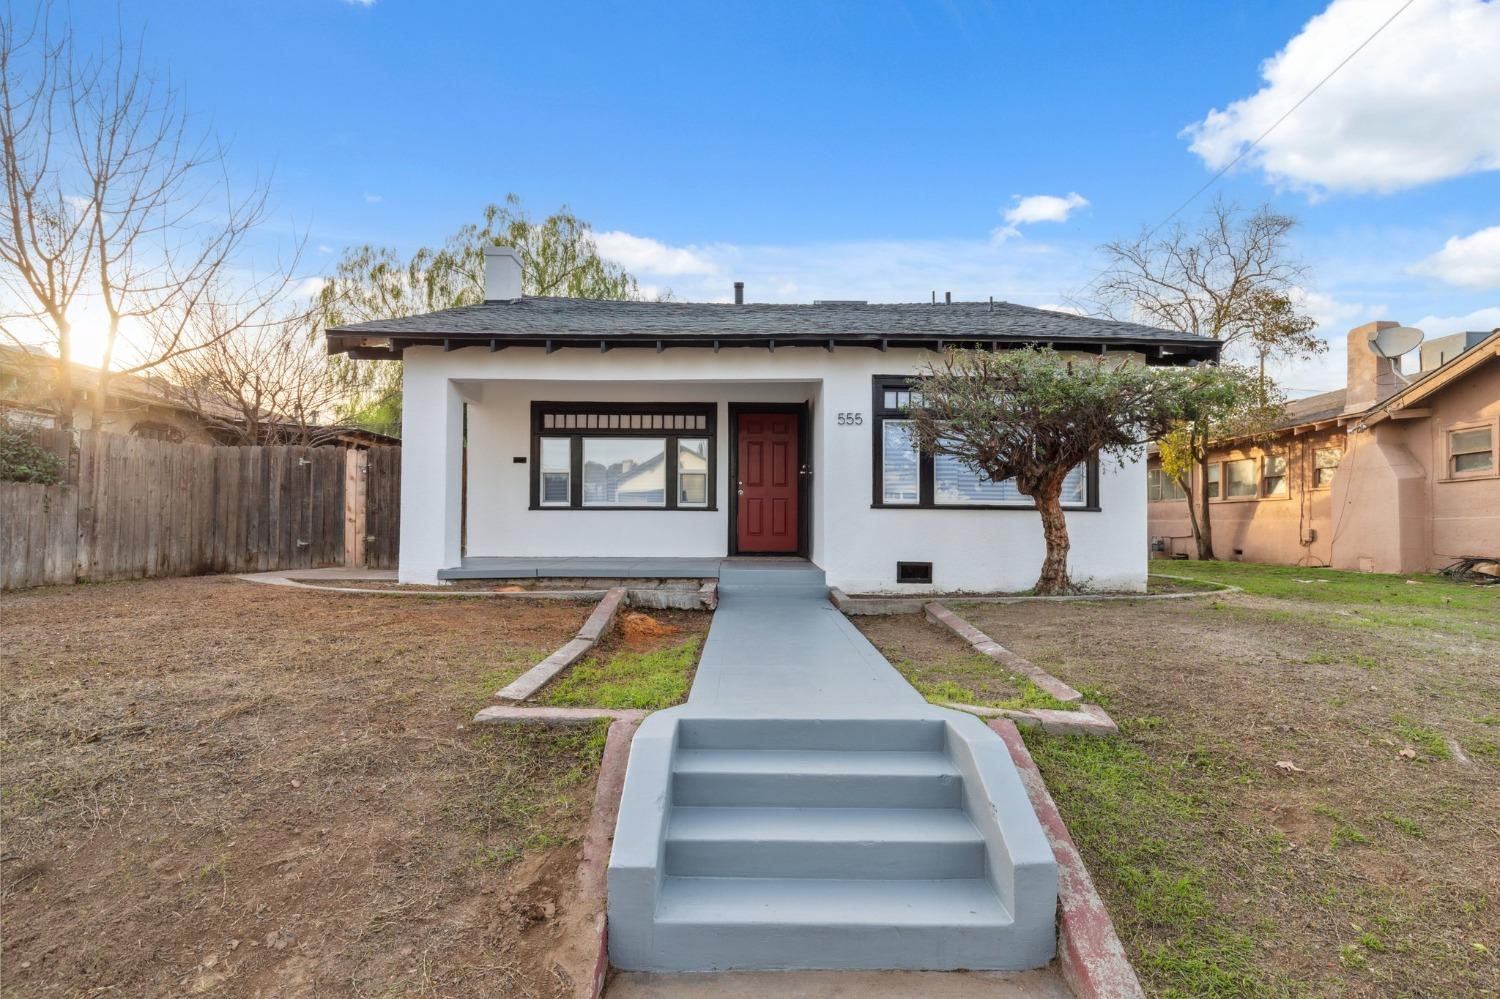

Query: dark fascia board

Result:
[332,332,1220,366]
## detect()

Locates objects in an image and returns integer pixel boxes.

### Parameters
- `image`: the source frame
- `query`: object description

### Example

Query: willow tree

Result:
[908,347,1200,594]
[318,195,642,436]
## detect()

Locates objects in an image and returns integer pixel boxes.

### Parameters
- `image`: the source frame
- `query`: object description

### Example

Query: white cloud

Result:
[593,231,719,276]
[363,193,383,204]
[317,244,333,255]
[1408,225,1500,289]
[993,192,1089,241]
[344,0,376,6]
[1412,304,1500,337]
[292,277,326,300]
[588,234,1100,309]
[1184,0,1500,195]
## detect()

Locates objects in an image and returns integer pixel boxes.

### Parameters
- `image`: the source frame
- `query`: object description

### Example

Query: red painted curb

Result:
[580,715,640,999]
[991,719,1145,999]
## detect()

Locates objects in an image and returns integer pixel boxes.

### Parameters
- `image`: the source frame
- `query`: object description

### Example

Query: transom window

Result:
[1448,424,1495,478]
[870,376,1097,510]
[530,402,716,510]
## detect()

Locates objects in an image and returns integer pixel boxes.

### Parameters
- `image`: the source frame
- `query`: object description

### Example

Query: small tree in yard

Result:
[1158,363,1284,561]
[908,348,1200,595]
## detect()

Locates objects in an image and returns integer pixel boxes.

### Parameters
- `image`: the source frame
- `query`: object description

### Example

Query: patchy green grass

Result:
[874,649,1079,712]
[1024,726,1293,998]
[540,637,702,710]
[968,559,1499,997]
[1390,715,1453,759]
[1159,560,1497,611]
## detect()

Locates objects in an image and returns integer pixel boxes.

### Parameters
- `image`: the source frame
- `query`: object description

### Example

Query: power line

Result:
[1066,0,1419,305]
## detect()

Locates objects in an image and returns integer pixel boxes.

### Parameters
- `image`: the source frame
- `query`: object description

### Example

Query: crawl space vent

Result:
[896,561,933,585]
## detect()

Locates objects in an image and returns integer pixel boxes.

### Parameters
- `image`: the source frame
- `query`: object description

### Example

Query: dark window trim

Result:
[868,375,1100,512]
[726,402,812,558]
[528,401,717,511]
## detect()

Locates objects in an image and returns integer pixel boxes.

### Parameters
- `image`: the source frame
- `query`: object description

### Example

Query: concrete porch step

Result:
[649,876,1016,971]
[671,749,962,808]
[676,716,946,752]
[666,806,985,879]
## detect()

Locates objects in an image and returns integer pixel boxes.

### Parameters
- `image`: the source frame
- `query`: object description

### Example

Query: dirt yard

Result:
[0,576,668,998]
[942,563,1498,997]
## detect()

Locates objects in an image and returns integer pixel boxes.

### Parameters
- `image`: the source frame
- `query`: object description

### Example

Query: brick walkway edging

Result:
[923,602,1120,737]
[495,588,629,701]
[993,718,1146,999]
[471,705,643,998]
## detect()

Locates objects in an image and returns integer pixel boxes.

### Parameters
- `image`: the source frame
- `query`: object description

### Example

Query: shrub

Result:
[0,423,66,484]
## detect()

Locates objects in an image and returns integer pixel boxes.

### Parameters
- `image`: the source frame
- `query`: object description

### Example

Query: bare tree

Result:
[168,301,354,446]
[1091,198,1315,353]
[1,3,288,430]
[0,6,91,420]
[1091,198,1321,561]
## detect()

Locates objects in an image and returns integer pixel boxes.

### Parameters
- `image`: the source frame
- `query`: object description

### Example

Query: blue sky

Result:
[66,0,1500,393]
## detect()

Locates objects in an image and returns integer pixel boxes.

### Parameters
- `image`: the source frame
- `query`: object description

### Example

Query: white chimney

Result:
[483,246,523,301]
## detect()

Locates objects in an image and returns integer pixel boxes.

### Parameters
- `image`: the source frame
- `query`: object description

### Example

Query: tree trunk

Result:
[1195,451,1216,560]
[1032,485,1072,595]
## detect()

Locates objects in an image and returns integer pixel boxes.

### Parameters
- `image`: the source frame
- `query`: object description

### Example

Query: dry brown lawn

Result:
[2,577,622,998]
[940,563,1499,997]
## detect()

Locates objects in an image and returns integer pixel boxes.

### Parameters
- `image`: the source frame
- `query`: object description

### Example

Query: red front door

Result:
[735,411,800,553]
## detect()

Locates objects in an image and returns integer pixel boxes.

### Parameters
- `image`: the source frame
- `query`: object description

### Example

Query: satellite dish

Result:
[1368,326,1423,359]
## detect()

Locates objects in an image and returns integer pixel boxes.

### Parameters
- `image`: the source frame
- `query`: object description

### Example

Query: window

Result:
[678,439,709,507]
[871,376,1097,509]
[1147,468,1187,502]
[584,437,666,507]
[539,438,571,506]
[1449,425,1495,477]
[1224,458,1257,498]
[1313,447,1342,488]
[1262,453,1288,497]
[530,402,715,510]
[881,420,920,504]
[1205,462,1220,499]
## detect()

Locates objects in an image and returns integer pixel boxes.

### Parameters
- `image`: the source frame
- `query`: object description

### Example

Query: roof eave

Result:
[326,331,1219,366]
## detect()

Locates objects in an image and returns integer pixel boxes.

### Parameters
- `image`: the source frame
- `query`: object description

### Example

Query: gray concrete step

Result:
[672,749,962,808]
[676,717,946,751]
[649,876,1016,971]
[666,806,986,879]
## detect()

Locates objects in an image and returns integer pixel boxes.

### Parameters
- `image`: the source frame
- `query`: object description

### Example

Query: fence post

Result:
[344,448,367,568]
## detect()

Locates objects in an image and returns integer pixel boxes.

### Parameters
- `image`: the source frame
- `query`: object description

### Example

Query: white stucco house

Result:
[324,248,1218,592]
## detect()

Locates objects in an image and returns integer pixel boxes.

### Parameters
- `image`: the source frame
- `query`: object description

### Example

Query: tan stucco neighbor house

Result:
[1146,322,1500,574]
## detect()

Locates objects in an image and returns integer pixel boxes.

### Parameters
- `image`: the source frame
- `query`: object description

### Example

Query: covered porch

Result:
[400,371,823,584]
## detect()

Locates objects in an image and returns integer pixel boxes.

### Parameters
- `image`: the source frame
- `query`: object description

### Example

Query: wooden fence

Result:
[1,429,400,590]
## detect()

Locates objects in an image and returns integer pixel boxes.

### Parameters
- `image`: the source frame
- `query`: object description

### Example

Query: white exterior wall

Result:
[399,345,1147,592]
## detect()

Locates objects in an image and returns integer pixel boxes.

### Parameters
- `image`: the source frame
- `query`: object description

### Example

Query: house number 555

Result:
[836,412,864,426]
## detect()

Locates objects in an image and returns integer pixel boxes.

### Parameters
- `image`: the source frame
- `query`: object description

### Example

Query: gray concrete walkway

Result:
[689,563,925,715]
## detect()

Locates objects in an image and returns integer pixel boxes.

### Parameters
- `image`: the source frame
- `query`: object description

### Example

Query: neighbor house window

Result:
[1205,462,1220,499]
[530,402,715,510]
[1448,424,1495,477]
[1313,446,1342,488]
[1147,468,1187,502]
[1262,452,1288,497]
[1224,458,1257,498]
[871,376,1097,509]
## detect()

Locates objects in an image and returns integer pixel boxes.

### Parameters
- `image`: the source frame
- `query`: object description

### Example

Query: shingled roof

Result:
[324,296,1220,365]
